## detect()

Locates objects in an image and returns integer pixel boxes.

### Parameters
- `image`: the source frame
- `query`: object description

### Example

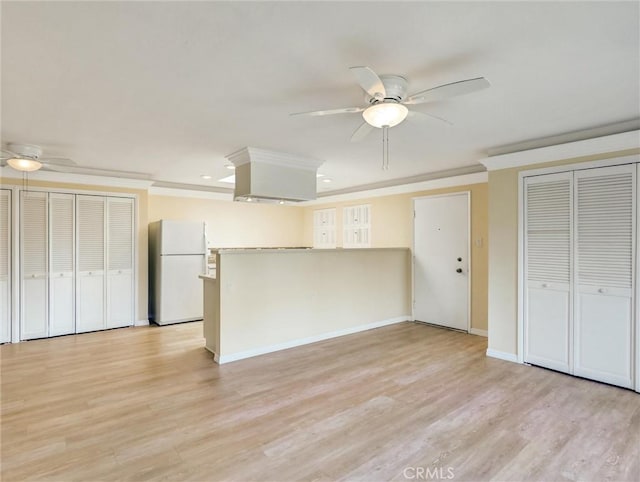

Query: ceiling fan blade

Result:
[41,163,77,173]
[290,106,364,117]
[407,110,453,126]
[405,77,490,105]
[40,157,77,166]
[0,149,17,160]
[349,66,386,99]
[350,121,374,142]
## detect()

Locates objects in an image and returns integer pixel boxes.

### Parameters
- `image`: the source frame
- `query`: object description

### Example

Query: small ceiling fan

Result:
[0,143,77,172]
[291,66,490,169]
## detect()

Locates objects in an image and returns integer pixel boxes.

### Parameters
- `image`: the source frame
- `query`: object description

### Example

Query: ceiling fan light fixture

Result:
[362,102,408,128]
[7,157,42,172]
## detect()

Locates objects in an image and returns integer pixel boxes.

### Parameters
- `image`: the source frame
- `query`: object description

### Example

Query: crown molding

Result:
[0,167,154,190]
[302,170,488,205]
[226,147,324,171]
[480,130,640,171]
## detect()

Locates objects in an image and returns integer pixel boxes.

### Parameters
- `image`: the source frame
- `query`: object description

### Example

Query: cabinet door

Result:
[0,190,11,343]
[21,191,48,340]
[574,165,635,388]
[49,193,75,336]
[106,197,134,328]
[524,173,572,373]
[76,195,105,333]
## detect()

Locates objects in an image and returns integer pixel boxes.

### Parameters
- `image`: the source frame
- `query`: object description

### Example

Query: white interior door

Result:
[21,191,48,340]
[0,189,11,343]
[106,197,134,328]
[574,165,635,388]
[49,193,75,336]
[524,173,572,373]
[76,195,106,333]
[413,193,469,331]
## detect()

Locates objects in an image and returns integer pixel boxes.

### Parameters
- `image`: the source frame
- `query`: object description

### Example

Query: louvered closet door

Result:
[574,164,635,388]
[76,195,106,333]
[49,193,75,336]
[106,197,134,328]
[524,172,572,373]
[20,191,48,340]
[0,190,11,343]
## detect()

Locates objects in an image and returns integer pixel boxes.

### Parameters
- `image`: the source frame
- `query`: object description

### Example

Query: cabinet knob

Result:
[456,268,463,274]
[542,283,549,288]
[598,288,608,294]
[89,271,92,275]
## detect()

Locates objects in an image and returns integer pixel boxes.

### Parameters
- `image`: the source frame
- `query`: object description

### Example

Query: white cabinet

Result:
[106,197,134,328]
[0,189,11,343]
[20,191,48,340]
[313,208,336,248]
[49,193,75,336]
[343,204,371,248]
[76,195,106,333]
[524,164,636,389]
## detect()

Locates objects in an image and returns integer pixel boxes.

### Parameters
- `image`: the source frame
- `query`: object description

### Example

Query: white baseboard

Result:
[486,348,519,363]
[469,328,488,337]
[135,319,150,326]
[216,316,411,364]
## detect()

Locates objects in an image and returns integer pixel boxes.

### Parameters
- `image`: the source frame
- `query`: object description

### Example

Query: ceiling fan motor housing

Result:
[7,143,42,159]
[366,75,408,104]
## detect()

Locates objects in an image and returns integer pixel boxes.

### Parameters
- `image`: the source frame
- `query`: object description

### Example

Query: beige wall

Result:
[0,177,149,323]
[148,195,306,248]
[487,148,640,355]
[302,183,489,331]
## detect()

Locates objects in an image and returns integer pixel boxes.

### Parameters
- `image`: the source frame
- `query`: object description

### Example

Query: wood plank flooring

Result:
[1,321,638,481]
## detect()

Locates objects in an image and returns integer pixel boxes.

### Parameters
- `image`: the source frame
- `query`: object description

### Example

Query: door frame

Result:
[517,154,639,377]
[412,191,471,333]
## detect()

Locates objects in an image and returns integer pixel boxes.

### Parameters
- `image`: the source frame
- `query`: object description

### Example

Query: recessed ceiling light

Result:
[316,173,325,178]
[218,174,235,184]
[322,178,332,183]
[225,164,236,170]
[201,174,212,180]
[279,200,285,205]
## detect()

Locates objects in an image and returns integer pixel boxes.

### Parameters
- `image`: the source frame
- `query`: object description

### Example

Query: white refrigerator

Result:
[149,220,207,325]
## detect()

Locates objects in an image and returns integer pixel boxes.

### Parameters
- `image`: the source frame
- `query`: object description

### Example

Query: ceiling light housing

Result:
[362,102,408,128]
[7,157,42,172]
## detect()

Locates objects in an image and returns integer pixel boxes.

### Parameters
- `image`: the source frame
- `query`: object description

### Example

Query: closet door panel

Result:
[524,173,572,373]
[0,190,10,343]
[574,164,635,388]
[576,290,632,388]
[76,195,105,333]
[49,193,75,336]
[106,198,134,328]
[21,192,48,340]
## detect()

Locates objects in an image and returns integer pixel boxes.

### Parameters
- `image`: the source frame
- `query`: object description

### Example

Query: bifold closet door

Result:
[106,197,134,328]
[524,172,572,373]
[0,189,11,343]
[76,195,106,333]
[20,191,48,340]
[49,193,75,336]
[574,164,636,388]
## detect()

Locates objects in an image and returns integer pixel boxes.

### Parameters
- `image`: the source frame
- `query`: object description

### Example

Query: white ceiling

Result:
[2,1,639,194]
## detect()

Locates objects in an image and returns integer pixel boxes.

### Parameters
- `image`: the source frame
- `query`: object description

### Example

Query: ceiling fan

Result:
[0,143,77,173]
[291,66,490,168]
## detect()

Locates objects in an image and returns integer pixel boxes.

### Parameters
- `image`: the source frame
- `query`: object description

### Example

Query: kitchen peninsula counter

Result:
[202,247,412,364]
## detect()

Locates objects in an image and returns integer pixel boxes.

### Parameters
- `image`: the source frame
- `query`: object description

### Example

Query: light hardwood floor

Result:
[1,321,638,481]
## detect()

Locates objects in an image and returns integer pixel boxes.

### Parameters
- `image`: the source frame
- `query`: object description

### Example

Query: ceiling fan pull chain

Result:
[382,125,389,170]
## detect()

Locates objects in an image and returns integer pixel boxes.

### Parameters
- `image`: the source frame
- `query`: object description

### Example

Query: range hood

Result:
[226,147,324,202]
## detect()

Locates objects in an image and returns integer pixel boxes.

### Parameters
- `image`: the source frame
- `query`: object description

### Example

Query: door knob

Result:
[456,268,463,273]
